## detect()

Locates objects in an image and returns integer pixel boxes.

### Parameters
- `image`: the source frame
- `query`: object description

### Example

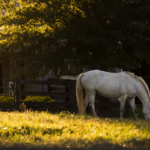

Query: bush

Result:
[21,96,55,102]
[0,95,55,103]
[0,94,14,103]
[0,95,55,110]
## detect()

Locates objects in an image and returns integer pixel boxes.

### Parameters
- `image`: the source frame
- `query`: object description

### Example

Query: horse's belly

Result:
[98,92,119,99]
[97,87,120,99]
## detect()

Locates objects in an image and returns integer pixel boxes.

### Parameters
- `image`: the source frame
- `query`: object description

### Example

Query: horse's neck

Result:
[136,83,150,105]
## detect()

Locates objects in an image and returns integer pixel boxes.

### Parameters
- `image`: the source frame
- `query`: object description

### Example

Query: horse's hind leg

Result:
[84,95,90,113]
[128,98,139,120]
[88,91,97,117]
[120,95,127,119]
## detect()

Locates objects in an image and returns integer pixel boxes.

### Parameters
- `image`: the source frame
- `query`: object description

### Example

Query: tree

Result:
[0,0,83,78]
[63,0,150,72]
[0,0,150,79]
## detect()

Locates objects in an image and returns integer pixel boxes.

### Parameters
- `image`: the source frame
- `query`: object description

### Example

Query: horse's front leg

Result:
[128,98,139,120]
[120,95,127,119]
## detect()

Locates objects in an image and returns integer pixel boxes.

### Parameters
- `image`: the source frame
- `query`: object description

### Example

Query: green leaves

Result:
[0,0,150,78]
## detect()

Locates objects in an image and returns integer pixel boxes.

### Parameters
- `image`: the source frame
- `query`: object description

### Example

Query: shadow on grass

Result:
[0,141,149,150]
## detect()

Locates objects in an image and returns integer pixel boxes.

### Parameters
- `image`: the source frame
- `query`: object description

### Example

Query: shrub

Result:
[0,95,55,103]
[0,94,14,103]
[21,96,55,102]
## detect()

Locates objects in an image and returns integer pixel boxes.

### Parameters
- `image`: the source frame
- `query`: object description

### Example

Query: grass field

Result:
[0,110,150,150]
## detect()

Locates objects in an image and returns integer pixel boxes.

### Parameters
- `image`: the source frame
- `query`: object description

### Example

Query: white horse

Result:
[76,70,150,120]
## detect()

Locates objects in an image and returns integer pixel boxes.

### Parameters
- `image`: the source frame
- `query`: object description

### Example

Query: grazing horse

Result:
[76,70,150,120]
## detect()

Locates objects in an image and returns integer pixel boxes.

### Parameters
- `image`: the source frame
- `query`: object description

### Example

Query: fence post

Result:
[16,77,21,110]
[14,81,16,110]
[73,81,78,114]
[65,80,69,102]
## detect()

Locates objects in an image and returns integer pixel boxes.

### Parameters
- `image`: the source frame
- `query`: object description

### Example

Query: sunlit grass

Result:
[0,110,150,149]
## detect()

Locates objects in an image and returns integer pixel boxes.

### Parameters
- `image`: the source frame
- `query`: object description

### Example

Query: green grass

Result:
[129,105,145,119]
[0,110,150,149]
[111,105,145,119]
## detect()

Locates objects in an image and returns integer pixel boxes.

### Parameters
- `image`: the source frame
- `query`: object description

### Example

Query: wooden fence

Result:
[16,78,77,111]
[1,75,150,117]
[15,78,130,117]
[0,77,130,117]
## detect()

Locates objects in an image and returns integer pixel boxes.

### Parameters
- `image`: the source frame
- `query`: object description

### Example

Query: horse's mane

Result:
[124,71,150,99]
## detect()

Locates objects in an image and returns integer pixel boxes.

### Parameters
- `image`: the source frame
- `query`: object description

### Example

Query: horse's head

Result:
[143,102,150,120]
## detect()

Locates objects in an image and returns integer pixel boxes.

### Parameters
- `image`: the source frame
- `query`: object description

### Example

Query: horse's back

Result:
[81,70,137,98]
[82,70,121,85]
[81,70,121,89]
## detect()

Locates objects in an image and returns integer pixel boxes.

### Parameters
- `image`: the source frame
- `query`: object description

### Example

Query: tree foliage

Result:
[0,0,150,79]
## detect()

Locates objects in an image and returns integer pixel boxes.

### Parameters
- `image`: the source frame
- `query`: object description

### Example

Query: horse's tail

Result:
[76,73,84,115]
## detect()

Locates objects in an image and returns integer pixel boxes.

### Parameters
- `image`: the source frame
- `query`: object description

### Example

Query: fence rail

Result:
[18,91,75,97]
[19,79,76,85]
